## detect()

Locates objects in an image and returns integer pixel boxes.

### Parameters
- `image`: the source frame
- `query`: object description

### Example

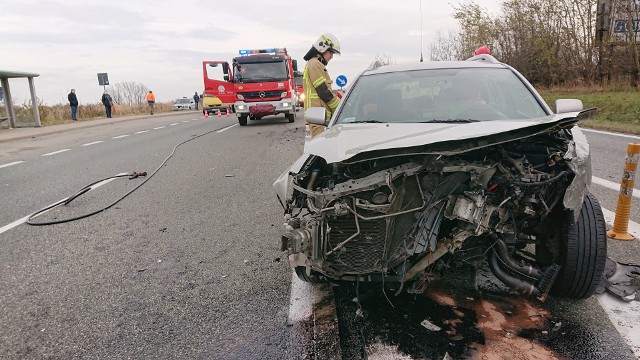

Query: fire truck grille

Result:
[239,91,283,100]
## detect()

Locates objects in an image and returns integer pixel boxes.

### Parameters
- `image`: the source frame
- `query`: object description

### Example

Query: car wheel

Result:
[551,192,607,299]
[286,112,295,123]
[295,266,326,283]
[238,115,248,126]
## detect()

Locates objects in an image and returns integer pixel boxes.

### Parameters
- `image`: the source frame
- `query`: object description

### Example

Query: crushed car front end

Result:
[274,57,606,300]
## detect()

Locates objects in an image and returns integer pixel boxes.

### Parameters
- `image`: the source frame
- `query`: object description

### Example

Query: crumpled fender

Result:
[273,155,310,204]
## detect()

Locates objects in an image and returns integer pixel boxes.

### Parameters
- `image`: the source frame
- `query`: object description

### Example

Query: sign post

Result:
[335,75,348,99]
[97,73,109,91]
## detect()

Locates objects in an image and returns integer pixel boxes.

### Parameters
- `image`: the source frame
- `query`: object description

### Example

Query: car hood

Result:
[305,112,592,164]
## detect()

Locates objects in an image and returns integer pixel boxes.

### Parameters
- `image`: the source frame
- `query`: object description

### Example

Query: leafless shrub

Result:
[107,81,149,106]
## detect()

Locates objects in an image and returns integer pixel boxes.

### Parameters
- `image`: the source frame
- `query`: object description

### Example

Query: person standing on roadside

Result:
[193,92,200,110]
[101,91,113,118]
[303,33,341,138]
[146,91,156,115]
[68,89,78,121]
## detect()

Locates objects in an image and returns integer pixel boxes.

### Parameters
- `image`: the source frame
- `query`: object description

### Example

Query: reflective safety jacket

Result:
[146,92,156,102]
[303,55,339,136]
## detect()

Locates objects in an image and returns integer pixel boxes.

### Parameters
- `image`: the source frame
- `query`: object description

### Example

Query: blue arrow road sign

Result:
[336,75,348,88]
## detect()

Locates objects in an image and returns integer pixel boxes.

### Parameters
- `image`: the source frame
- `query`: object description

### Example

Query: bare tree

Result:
[611,0,640,86]
[107,81,149,106]
[430,0,603,86]
[429,30,463,61]
[373,54,396,66]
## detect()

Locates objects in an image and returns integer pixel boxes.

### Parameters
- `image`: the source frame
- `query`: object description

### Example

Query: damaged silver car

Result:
[274,55,607,300]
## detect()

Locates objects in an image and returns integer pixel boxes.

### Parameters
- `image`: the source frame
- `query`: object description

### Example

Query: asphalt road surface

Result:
[0,112,639,359]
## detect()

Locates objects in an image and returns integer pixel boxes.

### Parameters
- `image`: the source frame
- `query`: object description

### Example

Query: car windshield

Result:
[234,61,288,83]
[335,67,548,124]
[176,99,190,104]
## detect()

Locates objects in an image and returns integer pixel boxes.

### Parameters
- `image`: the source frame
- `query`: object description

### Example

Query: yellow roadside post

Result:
[607,143,640,241]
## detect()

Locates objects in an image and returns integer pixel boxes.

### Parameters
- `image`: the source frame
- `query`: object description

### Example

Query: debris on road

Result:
[420,319,442,332]
[596,258,640,302]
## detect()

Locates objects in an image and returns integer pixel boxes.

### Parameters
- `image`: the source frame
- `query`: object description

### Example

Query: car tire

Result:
[295,266,326,283]
[551,192,607,299]
[238,115,248,126]
[286,112,295,123]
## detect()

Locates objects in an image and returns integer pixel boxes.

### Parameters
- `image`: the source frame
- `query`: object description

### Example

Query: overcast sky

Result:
[1,0,501,105]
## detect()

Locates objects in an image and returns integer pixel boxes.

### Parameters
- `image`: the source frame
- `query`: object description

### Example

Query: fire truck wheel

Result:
[286,112,295,123]
[238,115,248,126]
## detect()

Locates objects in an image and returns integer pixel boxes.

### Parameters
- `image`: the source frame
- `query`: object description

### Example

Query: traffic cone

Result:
[226,108,230,117]
[217,109,221,117]
[204,111,209,119]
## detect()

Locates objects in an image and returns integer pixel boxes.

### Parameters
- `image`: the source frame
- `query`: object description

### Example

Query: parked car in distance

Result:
[172,98,196,111]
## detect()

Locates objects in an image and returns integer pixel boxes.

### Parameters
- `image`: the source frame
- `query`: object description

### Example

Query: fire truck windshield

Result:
[234,61,288,83]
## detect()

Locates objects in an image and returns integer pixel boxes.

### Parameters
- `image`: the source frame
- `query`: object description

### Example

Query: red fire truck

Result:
[201,60,236,116]
[202,48,299,126]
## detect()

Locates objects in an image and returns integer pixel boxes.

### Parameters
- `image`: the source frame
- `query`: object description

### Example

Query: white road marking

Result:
[170,123,179,126]
[135,130,149,134]
[182,120,190,123]
[81,141,104,147]
[597,293,640,358]
[0,173,127,235]
[598,206,640,357]
[216,124,239,133]
[0,216,30,235]
[42,149,71,157]
[288,273,314,323]
[0,161,25,169]
[153,126,166,130]
[582,128,640,140]
[112,135,130,139]
[592,176,640,200]
[287,271,342,357]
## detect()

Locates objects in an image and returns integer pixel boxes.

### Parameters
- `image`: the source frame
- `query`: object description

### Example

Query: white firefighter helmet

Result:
[313,33,341,55]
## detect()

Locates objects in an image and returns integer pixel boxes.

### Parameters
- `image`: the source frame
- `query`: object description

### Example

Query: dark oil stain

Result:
[334,283,484,359]
[333,274,614,360]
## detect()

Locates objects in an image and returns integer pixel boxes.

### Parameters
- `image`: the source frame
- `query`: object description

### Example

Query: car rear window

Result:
[336,68,548,124]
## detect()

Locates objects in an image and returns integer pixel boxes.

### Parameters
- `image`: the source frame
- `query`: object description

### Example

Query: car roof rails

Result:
[366,60,384,71]
[466,54,500,63]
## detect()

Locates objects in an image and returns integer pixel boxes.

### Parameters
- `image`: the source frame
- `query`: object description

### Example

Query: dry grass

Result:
[3,101,175,127]
[39,102,175,126]
[539,89,640,135]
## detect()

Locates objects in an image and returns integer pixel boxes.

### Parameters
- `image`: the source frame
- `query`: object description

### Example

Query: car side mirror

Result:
[292,60,298,72]
[305,107,327,126]
[555,99,583,114]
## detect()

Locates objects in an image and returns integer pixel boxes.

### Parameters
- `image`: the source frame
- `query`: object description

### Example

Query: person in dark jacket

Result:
[101,91,113,118]
[68,89,78,121]
[193,92,200,110]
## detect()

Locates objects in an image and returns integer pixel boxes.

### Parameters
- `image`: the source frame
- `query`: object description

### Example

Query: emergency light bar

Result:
[239,48,287,55]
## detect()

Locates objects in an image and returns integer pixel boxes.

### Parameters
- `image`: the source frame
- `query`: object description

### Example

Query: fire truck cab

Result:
[232,48,298,126]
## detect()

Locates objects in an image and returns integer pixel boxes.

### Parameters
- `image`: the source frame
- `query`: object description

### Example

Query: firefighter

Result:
[302,33,341,138]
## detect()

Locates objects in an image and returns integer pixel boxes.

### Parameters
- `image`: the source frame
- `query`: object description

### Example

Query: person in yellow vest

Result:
[303,33,341,138]
[146,91,156,115]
